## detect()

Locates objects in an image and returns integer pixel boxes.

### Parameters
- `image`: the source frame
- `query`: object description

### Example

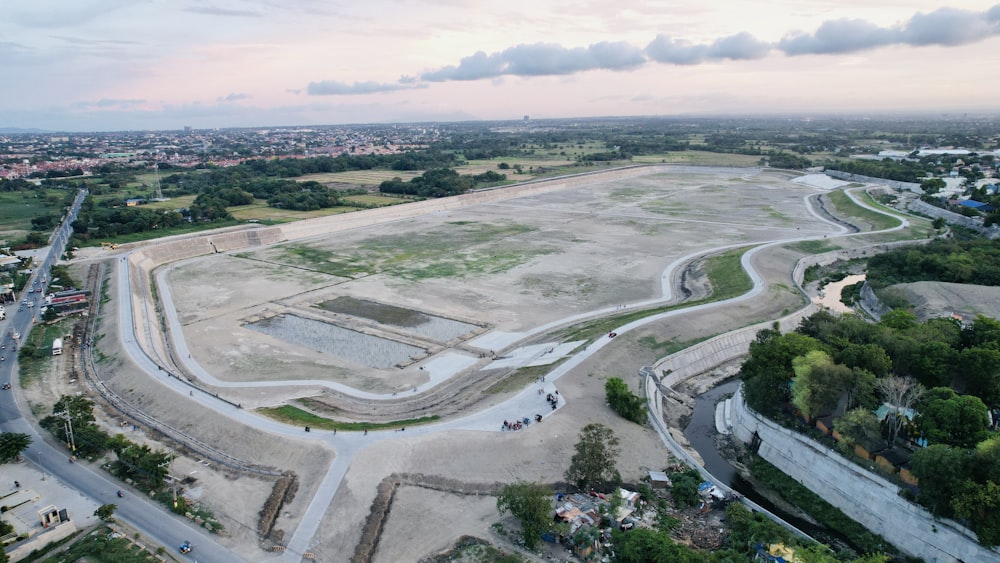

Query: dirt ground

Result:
[889,281,1000,322]
[28,166,902,561]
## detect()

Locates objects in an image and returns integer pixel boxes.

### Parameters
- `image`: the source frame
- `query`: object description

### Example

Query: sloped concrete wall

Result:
[729,387,997,563]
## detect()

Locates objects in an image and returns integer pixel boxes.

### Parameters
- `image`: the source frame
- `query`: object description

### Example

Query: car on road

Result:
[179,541,192,554]
[25,301,33,308]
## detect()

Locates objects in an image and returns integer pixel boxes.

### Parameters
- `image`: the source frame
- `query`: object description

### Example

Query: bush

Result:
[605,377,646,424]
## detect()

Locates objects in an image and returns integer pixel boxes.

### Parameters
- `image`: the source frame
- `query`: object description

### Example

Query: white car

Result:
[25,301,34,308]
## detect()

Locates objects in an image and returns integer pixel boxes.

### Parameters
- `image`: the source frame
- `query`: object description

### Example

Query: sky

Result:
[2,0,999,132]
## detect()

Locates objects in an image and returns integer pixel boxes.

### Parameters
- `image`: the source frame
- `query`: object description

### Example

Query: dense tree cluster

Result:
[40,395,112,459]
[866,239,1000,288]
[744,311,1000,431]
[71,198,188,241]
[826,158,926,182]
[39,395,171,491]
[741,311,1000,546]
[378,167,505,197]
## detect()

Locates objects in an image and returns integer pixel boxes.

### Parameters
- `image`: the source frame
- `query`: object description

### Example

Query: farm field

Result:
[293,170,422,185]
[632,150,765,167]
[226,200,359,222]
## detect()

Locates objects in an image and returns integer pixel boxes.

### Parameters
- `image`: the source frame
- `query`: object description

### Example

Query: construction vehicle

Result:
[100,242,119,250]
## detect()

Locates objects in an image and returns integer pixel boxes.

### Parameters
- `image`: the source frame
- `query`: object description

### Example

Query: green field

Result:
[632,151,764,167]
[268,221,555,281]
[226,200,359,223]
[0,191,65,236]
[140,194,197,210]
[293,170,422,184]
[258,404,438,431]
[827,189,903,231]
[340,194,417,206]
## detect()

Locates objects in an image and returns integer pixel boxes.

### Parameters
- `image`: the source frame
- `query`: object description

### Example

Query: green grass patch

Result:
[341,194,414,206]
[826,190,901,231]
[292,170,423,184]
[483,364,555,395]
[788,240,841,254]
[139,194,197,210]
[636,335,715,358]
[751,457,897,555]
[18,320,72,388]
[273,221,555,281]
[704,247,754,298]
[36,526,161,562]
[558,246,755,343]
[227,199,359,223]
[0,190,65,236]
[631,151,763,167]
[257,404,439,431]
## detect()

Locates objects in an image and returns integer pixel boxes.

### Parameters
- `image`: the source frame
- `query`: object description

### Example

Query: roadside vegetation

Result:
[258,404,438,431]
[35,394,224,534]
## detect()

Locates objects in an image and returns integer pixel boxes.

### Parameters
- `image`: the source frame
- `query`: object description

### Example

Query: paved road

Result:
[0,191,243,562]
[12,178,917,561]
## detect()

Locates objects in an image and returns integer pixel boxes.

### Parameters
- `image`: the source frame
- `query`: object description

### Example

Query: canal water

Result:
[685,380,861,549]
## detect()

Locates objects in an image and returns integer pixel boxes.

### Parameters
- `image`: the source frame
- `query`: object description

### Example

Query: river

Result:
[684,381,862,550]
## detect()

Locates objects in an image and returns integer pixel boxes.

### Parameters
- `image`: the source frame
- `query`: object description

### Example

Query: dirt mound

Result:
[890,281,1000,321]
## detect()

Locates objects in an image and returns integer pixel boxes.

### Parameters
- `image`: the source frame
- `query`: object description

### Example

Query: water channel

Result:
[684,380,852,546]
[683,266,869,548]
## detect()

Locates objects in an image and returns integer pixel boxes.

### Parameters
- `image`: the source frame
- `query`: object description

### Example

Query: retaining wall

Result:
[824,170,923,194]
[909,200,1000,239]
[729,387,996,563]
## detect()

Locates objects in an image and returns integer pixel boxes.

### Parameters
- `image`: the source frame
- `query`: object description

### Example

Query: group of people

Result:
[502,417,538,431]
[545,391,559,410]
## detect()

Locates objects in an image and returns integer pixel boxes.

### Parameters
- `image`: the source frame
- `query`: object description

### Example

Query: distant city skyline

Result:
[3,1,999,132]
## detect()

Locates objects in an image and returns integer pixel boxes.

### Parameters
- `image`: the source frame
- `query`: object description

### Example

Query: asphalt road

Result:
[0,190,243,563]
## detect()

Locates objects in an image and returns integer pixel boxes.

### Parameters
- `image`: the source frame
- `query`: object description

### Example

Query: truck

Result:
[52,338,63,356]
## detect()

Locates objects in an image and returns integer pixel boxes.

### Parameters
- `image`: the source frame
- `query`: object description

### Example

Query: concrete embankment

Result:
[727,387,996,562]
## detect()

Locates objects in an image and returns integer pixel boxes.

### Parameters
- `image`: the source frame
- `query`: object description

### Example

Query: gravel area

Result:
[247,313,426,369]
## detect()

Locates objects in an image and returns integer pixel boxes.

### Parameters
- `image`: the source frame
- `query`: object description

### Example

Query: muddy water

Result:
[814,274,866,313]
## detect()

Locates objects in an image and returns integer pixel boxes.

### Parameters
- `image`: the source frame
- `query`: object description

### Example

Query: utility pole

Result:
[57,409,76,454]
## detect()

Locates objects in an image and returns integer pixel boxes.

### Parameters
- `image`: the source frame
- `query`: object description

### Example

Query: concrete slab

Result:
[467,331,526,351]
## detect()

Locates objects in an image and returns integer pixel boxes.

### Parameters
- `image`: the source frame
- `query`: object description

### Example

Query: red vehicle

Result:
[608,332,617,338]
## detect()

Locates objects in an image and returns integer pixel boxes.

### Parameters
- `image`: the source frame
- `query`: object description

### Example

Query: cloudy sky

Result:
[2,1,999,131]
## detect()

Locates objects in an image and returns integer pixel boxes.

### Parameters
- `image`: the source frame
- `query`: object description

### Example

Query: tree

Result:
[916,387,990,448]
[0,432,32,464]
[875,377,924,444]
[920,177,946,195]
[790,350,852,419]
[833,408,882,450]
[952,480,1000,546]
[742,330,823,416]
[957,347,1000,407]
[611,527,706,562]
[668,467,702,508]
[94,503,117,522]
[496,481,551,550]
[605,377,645,424]
[565,423,621,491]
[974,437,1000,485]
[910,444,972,517]
[835,343,892,378]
